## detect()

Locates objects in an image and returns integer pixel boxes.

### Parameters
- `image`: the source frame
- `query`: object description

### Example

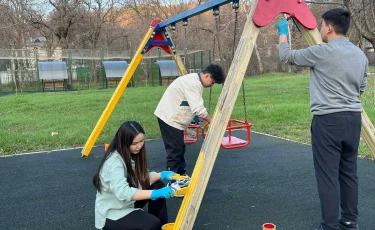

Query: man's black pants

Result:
[157,118,186,175]
[311,112,361,230]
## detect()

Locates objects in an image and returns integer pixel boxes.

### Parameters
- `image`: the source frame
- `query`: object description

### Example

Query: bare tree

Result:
[0,0,31,48]
[343,0,375,48]
[0,0,39,92]
[25,0,83,49]
[75,0,121,49]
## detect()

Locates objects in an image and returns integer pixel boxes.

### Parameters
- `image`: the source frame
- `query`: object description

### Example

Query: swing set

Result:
[81,0,375,229]
[183,4,252,149]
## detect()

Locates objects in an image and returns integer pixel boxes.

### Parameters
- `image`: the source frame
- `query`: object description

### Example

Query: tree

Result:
[25,0,84,49]
[307,0,375,48]
[343,0,375,48]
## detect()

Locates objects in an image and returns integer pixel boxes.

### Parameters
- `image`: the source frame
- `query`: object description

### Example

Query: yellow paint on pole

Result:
[81,27,154,157]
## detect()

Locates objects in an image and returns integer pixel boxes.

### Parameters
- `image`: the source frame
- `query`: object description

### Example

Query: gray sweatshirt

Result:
[279,37,368,115]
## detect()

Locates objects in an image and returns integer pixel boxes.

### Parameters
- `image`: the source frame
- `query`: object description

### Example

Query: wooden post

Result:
[361,109,375,158]
[173,1,260,229]
[294,20,375,158]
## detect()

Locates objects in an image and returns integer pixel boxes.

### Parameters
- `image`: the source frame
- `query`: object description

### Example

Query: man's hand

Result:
[277,19,289,36]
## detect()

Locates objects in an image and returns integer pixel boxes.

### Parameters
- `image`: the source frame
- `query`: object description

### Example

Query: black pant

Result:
[103,181,168,230]
[157,118,186,175]
[311,112,361,230]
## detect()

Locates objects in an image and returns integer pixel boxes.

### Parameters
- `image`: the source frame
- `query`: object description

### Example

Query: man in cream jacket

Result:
[154,64,225,188]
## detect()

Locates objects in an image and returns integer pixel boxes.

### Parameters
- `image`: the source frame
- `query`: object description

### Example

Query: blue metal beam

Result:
[158,0,233,28]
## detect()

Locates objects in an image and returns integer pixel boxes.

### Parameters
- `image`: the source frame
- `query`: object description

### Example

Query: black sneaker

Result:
[339,219,359,230]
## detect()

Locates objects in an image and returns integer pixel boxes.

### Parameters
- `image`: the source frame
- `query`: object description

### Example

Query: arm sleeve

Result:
[183,84,208,118]
[279,42,323,67]
[149,171,157,184]
[102,161,138,201]
[360,61,368,95]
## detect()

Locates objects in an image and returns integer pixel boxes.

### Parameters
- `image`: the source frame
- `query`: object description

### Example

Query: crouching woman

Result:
[93,120,176,230]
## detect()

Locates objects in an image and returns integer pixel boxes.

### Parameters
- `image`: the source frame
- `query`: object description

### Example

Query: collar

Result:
[328,37,349,43]
[197,72,202,83]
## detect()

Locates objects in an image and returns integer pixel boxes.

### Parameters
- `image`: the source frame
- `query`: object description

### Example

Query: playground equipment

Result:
[82,0,375,229]
[201,118,252,149]
[38,62,68,91]
[184,123,201,144]
[102,61,129,88]
[155,60,180,85]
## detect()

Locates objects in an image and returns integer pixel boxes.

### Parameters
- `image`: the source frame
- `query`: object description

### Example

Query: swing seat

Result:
[201,119,252,149]
[221,119,252,149]
[183,123,200,144]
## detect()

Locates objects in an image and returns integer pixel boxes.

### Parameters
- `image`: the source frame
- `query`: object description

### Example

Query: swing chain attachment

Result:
[232,0,239,11]
[213,6,220,18]
[170,22,176,36]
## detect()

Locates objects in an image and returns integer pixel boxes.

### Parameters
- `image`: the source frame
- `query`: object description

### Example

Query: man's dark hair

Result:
[322,8,351,35]
[202,64,225,84]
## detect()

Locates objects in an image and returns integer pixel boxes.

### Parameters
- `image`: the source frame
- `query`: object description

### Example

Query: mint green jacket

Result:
[94,151,156,229]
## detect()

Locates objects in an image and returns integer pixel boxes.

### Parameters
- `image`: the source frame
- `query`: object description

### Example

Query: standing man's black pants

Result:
[157,118,186,175]
[311,112,361,230]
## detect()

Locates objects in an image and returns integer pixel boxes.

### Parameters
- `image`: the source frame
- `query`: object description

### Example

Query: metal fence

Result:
[0,48,211,95]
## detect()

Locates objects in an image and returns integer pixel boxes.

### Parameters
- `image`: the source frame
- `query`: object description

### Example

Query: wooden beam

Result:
[361,110,375,158]
[173,1,260,229]
[294,19,375,158]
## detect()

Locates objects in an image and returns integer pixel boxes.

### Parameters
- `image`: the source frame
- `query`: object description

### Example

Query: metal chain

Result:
[215,15,221,62]
[241,81,248,122]
[232,4,248,122]
[208,87,212,114]
[209,11,219,113]
[212,16,219,63]
[183,20,188,65]
[232,9,239,58]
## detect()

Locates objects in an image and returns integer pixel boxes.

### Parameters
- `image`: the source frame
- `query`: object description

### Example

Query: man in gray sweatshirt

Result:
[277,8,368,230]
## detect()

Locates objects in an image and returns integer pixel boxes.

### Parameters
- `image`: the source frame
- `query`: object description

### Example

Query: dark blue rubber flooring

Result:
[1,132,374,230]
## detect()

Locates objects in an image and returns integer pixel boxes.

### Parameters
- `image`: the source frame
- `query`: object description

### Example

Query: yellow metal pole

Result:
[81,27,154,157]
[172,52,188,75]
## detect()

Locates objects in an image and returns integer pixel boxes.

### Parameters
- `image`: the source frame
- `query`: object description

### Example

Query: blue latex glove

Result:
[193,115,202,125]
[160,171,177,181]
[150,187,175,200]
[277,19,289,36]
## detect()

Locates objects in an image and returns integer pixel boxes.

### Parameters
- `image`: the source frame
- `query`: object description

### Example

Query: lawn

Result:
[0,72,374,157]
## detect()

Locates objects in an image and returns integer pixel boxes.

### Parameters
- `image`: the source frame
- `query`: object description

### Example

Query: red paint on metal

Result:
[253,0,317,29]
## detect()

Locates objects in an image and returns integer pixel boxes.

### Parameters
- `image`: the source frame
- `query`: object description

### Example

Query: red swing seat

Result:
[183,123,200,144]
[202,119,252,149]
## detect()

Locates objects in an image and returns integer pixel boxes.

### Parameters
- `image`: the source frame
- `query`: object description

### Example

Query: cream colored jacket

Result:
[154,73,208,130]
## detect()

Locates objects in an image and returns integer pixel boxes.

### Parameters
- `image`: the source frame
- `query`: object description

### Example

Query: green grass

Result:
[0,72,374,157]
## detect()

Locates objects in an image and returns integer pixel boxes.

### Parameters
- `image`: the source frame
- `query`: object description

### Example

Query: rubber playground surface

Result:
[1,132,374,230]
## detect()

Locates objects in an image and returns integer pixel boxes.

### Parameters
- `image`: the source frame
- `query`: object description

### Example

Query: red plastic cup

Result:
[262,223,276,230]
